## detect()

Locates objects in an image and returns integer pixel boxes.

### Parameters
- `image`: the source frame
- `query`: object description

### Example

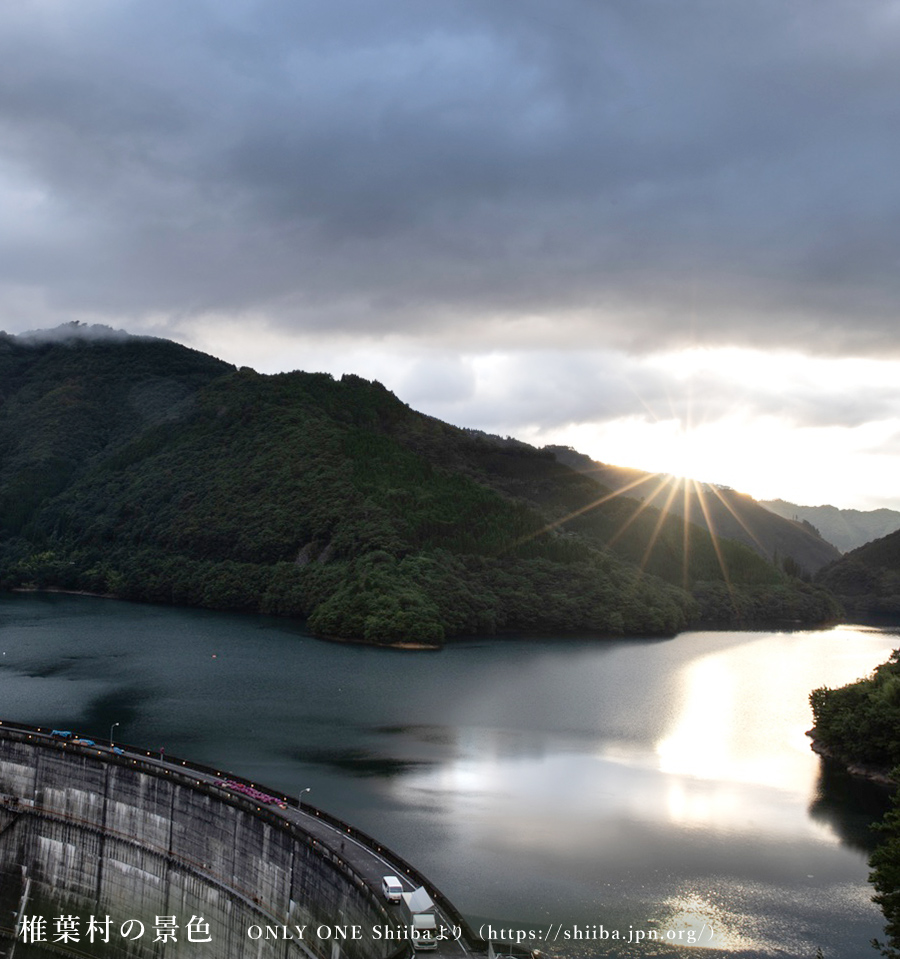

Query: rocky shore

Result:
[806,728,897,788]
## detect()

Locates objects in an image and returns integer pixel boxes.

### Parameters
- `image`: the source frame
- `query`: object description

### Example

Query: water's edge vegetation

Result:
[0,331,842,645]
[811,649,900,956]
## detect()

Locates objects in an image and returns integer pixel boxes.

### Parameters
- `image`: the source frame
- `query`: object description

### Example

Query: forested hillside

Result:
[549,446,842,574]
[816,528,900,616]
[0,330,231,529]
[0,328,840,645]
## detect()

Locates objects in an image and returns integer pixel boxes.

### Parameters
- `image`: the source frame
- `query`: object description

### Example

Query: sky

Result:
[2,0,900,511]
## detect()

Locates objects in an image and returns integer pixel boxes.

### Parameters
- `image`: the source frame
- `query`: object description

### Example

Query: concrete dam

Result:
[0,723,482,959]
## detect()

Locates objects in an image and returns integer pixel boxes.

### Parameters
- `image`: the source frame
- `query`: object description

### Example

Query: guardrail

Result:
[0,720,412,959]
[0,719,541,958]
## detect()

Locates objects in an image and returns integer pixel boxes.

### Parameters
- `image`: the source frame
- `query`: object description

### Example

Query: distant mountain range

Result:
[759,499,900,553]
[0,326,841,643]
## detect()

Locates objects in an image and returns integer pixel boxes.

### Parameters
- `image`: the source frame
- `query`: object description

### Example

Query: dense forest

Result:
[810,654,900,956]
[817,530,900,617]
[0,327,841,645]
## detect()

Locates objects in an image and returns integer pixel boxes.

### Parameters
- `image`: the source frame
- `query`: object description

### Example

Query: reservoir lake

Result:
[1,592,897,958]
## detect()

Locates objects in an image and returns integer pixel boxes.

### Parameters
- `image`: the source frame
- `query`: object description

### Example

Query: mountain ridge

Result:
[0,327,840,644]
[545,446,841,574]
[760,498,900,553]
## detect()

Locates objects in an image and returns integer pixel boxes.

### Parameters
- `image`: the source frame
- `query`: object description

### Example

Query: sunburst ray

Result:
[692,478,736,601]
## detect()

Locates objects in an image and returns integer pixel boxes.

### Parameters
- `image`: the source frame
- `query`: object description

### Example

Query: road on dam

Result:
[0,721,533,959]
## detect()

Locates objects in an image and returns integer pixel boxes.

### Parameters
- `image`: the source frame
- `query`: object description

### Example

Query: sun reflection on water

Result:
[656,656,735,781]
[654,630,896,798]
[657,891,754,952]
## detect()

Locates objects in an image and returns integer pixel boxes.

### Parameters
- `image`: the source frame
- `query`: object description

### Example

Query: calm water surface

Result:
[1,592,897,958]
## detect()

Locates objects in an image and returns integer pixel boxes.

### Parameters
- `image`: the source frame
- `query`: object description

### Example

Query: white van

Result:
[411,913,438,951]
[381,876,403,902]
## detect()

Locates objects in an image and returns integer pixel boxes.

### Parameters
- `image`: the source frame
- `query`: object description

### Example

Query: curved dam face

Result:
[0,727,406,959]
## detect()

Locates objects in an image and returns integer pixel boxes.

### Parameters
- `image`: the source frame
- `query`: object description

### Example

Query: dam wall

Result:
[0,726,407,959]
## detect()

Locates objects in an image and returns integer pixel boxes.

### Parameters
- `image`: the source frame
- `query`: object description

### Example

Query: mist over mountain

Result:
[12,321,139,345]
[760,498,900,553]
[0,329,839,644]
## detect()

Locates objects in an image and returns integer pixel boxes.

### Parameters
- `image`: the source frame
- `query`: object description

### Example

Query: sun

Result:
[647,419,706,483]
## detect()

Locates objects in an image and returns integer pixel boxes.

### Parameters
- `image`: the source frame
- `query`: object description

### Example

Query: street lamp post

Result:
[110,722,120,745]
[299,787,311,808]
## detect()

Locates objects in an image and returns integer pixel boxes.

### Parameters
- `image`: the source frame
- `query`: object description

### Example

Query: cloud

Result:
[391,347,900,438]
[235,337,898,443]
[0,0,899,356]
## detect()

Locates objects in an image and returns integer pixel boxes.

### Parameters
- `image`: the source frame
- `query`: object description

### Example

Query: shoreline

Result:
[7,588,442,650]
[10,586,117,599]
[806,728,897,788]
[0,586,860,651]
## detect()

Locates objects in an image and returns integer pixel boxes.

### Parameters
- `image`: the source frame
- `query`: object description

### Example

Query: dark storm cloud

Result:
[1,0,899,353]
